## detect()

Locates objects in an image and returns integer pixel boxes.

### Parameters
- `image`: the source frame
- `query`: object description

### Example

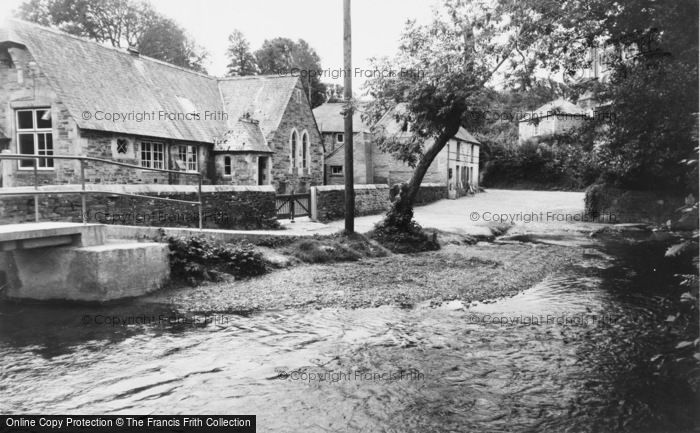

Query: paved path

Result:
[283,189,588,237]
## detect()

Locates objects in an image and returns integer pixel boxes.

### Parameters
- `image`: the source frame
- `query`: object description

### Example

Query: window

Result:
[116,138,129,154]
[330,165,343,176]
[336,133,344,143]
[456,142,461,161]
[301,131,309,172]
[224,156,232,176]
[140,141,164,169]
[290,129,298,170]
[16,108,53,169]
[176,144,197,171]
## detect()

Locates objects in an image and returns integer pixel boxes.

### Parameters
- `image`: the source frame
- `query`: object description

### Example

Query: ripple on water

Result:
[0,239,692,432]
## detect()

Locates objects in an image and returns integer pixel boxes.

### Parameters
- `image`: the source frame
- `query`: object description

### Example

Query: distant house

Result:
[312,103,373,185]
[314,102,480,197]
[518,99,588,143]
[0,19,323,193]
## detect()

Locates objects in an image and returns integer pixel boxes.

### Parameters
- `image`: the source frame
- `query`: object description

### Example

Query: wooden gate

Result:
[276,193,310,220]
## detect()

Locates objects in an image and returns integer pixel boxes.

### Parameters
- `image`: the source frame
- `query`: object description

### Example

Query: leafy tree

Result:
[225,29,257,76]
[138,16,208,73]
[255,37,327,108]
[16,0,208,72]
[363,0,566,231]
[516,0,698,191]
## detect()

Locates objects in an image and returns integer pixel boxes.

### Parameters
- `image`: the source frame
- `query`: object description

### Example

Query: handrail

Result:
[0,153,204,229]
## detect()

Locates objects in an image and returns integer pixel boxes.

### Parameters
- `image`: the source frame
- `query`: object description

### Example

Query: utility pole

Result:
[343,0,355,233]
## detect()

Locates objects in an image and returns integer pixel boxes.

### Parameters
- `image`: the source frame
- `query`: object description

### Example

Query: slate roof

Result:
[521,98,588,121]
[1,19,300,146]
[375,103,480,144]
[217,75,300,140]
[214,118,272,153]
[312,102,371,133]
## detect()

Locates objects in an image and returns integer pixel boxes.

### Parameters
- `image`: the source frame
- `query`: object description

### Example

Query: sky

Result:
[0,0,440,92]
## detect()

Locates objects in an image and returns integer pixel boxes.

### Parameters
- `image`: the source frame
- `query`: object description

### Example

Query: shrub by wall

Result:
[585,184,687,224]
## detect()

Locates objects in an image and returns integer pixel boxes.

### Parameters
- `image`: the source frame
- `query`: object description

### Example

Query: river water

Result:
[0,231,697,432]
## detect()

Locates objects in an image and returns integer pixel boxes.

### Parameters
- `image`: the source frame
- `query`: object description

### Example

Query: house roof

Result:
[214,118,272,153]
[1,19,301,146]
[521,98,588,121]
[312,102,371,133]
[375,103,480,145]
[217,75,300,140]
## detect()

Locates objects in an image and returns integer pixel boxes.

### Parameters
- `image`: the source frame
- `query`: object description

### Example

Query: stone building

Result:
[314,102,480,198]
[0,19,323,193]
[518,99,588,143]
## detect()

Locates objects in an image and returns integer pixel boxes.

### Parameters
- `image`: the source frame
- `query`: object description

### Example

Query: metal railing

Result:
[0,154,203,229]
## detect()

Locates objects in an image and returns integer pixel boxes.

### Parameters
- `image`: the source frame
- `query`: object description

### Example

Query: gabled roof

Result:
[521,98,588,122]
[217,75,300,141]
[1,19,301,146]
[375,103,480,145]
[312,102,371,133]
[3,19,225,143]
[214,118,272,153]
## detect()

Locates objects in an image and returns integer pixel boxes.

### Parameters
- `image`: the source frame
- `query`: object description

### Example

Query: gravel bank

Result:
[141,241,583,313]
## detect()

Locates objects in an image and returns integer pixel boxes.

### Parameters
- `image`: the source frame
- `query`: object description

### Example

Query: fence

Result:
[0,154,204,229]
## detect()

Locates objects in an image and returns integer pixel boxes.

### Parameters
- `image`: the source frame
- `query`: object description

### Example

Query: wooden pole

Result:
[343,0,355,234]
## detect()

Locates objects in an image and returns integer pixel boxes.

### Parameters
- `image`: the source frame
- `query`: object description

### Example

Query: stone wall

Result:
[0,184,278,230]
[584,184,686,224]
[313,184,390,222]
[415,183,448,205]
[312,183,448,223]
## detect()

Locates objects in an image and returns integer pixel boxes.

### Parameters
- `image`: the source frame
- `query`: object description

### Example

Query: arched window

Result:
[224,156,231,176]
[301,131,309,172]
[290,129,298,171]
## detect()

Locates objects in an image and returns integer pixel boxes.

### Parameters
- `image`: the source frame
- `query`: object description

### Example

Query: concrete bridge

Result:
[0,222,169,301]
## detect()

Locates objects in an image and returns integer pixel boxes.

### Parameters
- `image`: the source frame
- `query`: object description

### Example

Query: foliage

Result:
[255,38,327,108]
[515,0,699,192]
[284,233,388,264]
[361,0,591,231]
[16,0,208,72]
[225,29,258,76]
[370,218,440,254]
[482,134,602,190]
[656,199,700,393]
[164,235,266,285]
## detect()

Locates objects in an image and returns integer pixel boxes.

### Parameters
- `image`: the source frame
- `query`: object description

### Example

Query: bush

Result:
[370,219,440,254]
[481,138,602,190]
[285,233,388,263]
[165,235,267,285]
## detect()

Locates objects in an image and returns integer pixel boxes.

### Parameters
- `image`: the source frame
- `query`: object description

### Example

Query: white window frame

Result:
[224,156,232,176]
[330,165,343,176]
[140,141,165,169]
[16,108,54,170]
[336,133,344,143]
[175,144,198,172]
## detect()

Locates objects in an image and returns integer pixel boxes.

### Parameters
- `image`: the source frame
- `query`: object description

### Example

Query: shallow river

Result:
[0,232,696,432]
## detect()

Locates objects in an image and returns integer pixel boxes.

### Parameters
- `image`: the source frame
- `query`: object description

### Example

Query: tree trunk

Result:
[382,123,460,231]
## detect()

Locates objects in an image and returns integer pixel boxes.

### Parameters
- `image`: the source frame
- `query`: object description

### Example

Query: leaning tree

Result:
[362,0,570,231]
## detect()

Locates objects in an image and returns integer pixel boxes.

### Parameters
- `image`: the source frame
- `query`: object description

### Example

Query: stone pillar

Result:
[1,149,13,188]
